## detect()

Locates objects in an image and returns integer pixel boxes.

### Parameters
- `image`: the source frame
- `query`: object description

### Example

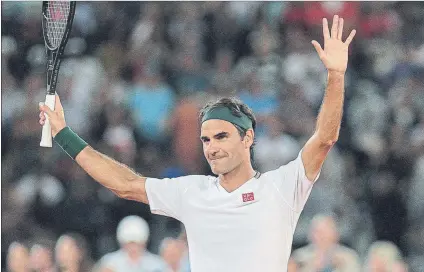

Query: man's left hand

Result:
[312,15,356,74]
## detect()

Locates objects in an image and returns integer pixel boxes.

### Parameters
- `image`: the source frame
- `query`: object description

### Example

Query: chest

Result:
[182,183,290,245]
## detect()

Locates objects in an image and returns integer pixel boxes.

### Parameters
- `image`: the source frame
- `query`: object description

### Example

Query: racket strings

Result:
[45,1,70,48]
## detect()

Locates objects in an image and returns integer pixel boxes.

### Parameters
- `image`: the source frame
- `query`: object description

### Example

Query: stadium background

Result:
[2,1,424,271]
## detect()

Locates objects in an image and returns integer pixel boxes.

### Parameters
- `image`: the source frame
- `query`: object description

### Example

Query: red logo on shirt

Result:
[242,192,255,202]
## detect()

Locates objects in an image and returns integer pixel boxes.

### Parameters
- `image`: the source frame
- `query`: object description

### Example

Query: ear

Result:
[244,129,254,149]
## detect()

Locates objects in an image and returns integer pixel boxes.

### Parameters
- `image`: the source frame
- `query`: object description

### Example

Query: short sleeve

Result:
[271,149,319,213]
[145,176,196,222]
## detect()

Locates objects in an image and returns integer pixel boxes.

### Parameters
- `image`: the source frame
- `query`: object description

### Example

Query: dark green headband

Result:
[201,106,253,130]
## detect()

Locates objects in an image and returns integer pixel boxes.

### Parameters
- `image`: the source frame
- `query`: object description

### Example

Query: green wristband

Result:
[54,127,88,159]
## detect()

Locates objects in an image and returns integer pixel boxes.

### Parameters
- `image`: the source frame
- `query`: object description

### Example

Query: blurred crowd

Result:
[2,1,424,271]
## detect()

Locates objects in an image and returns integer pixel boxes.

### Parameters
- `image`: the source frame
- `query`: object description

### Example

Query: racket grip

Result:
[40,94,56,147]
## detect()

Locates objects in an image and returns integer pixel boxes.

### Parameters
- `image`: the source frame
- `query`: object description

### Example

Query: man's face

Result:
[7,243,29,272]
[123,242,145,259]
[30,245,53,271]
[310,217,339,247]
[201,119,252,175]
[55,236,82,267]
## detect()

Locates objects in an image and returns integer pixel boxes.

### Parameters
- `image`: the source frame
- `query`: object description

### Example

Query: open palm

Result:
[312,15,356,74]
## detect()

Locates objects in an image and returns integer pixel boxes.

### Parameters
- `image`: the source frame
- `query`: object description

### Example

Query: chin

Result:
[210,165,230,176]
[210,167,221,175]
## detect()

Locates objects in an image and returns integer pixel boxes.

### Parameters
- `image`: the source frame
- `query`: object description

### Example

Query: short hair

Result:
[55,233,93,271]
[365,241,403,269]
[55,233,89,257]
[199,97,257,167]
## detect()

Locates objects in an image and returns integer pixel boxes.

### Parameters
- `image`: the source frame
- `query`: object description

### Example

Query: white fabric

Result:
[100,249,170,272]
[145,150,318,272]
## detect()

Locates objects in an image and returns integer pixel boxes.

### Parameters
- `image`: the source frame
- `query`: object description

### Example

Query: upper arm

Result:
[301,133,333,182]
[142,176,196,221]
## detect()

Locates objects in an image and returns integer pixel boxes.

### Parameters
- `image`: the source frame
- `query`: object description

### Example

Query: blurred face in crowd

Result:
[309,216,339,249]
[55,235,83,269]
[7,242,30,272]
[123,242,145,260]
[365,243,406,272]
[160,239,185,271]
[201,119,253,175]
[367,254,387,272]
[29,245,54,272]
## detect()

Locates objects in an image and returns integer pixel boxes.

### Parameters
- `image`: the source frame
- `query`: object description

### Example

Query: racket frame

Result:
[40,1,76,147]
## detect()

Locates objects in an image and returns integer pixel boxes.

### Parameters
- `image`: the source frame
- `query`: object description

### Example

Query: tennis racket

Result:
[40,1,76,147]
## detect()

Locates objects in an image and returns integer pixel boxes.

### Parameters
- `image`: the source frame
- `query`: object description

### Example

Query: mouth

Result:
[209,157,224,162]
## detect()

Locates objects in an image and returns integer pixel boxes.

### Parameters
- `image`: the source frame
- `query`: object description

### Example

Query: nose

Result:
[205,140,219,157]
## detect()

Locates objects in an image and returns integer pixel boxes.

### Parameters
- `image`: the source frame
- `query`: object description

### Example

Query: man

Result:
[39,15,355,272]
[6,242,30,272]
[99,215,169,272]
[291,214,361,272]
[363,241,408,272]
[55,233,94,272]
[29,242,57,272]
[159,237,188,272]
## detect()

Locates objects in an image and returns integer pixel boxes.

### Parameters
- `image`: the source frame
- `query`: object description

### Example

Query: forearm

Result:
[75,146,142,198]
[315,71,345,144]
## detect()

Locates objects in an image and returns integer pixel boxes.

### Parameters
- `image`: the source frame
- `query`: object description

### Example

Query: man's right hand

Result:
[39,94,67,137]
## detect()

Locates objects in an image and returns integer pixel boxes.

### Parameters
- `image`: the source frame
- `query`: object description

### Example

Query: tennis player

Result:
[39,16,355,272]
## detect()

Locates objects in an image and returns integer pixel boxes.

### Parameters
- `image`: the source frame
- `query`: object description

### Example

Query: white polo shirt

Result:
[145,151,318,272]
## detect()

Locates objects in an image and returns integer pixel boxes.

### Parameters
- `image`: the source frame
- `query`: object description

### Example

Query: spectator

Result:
[55,233,94,272]
[99,216,170,272]
[29,242,57,272]
[291,214,361,272]
[6,242,30,272]
[255,114,300,172]
[363,241,408,272]
[159,238,187,272]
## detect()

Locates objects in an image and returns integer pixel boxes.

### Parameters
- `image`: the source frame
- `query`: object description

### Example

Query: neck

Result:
[127,251,144,263]
[219,161,256,193]
[315,242,336,252]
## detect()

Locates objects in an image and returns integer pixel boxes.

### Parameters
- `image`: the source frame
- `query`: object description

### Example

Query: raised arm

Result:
[39,95,149,204]
[302,15,356,181]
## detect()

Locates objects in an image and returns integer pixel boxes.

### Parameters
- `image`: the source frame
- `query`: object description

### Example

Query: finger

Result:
[39,111,46,120]
[344,29,356,46]
[39,119,45,126]
[311,40,324,59]
[54,93,63,112]
[337,18,344,40]
[323,18,330,40]
[331,15,339,38]
[39,102,53,117]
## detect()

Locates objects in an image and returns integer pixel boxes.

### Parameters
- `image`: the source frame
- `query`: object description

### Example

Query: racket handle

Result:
[40,94,56,147]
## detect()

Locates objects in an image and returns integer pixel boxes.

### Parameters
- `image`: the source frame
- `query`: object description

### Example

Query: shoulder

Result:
[336,245,360,258]
[180,175,217,192]
[260,152,302,179]
[143,251,169,267]
[100,250,124,265]
[147,175,213,185]
[146,175,216,192]
[291,245,314,259]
